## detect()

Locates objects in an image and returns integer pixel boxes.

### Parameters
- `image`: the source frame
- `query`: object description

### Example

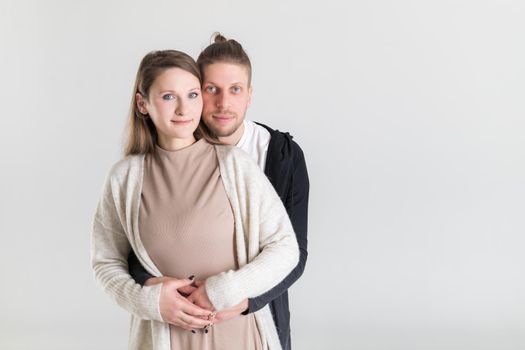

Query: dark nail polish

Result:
[205,329,208,334]
[188,275,195,280]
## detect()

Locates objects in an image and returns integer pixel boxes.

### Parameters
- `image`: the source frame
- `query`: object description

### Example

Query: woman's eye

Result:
[231,86,241,93]
[206,86,217,94]
[162,94,175,101]
[189,92,199,99]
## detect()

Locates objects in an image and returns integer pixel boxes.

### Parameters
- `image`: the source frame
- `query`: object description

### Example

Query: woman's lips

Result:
[170,119,192,124]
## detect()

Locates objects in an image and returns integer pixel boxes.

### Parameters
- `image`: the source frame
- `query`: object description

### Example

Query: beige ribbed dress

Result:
[139,138,264,350]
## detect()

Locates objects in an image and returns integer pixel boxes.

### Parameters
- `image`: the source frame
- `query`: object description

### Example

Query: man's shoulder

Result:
[252,121,275,135]
[253,121,305,157]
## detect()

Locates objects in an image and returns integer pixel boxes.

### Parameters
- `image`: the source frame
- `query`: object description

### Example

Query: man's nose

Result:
[215,92,231,109]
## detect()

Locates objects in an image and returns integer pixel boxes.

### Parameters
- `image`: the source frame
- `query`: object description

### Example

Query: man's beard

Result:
[206,111,243,137]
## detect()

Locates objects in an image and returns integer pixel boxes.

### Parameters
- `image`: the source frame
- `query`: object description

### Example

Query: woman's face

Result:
[137,67,203,146]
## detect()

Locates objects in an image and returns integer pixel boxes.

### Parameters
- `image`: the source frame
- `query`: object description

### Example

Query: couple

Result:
[91,33,309,350]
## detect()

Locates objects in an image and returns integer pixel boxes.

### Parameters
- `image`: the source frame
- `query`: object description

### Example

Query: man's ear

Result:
[136,93,148,115]
[247,86,253,108]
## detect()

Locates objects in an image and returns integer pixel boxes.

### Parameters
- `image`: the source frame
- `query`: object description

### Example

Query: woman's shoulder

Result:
[107,154,145,181]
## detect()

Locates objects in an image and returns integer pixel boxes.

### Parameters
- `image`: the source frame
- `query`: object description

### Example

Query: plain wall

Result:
[1,0,524,349]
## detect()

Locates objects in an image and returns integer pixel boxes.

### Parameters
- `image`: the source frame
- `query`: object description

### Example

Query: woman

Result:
[91,49,298,350]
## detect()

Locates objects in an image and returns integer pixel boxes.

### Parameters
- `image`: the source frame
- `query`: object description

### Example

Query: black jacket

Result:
[127,122,309,350]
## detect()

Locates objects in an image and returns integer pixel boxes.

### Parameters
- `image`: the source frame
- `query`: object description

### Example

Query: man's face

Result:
[201,62,252,137]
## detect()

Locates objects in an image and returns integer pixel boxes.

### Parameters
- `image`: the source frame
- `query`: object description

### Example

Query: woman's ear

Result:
[136,93,148,115]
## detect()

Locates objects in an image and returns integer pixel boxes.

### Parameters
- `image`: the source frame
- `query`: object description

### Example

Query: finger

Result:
[179,312,213,328]
[194,300,214,311]
[166,311,200,331]
[172,319,192,331]
[193,280,204,287]
[190,292,214,310]
[171,278,195,289]
[186,290,206,306]
[177,285,197,295]
[181,299,214,316]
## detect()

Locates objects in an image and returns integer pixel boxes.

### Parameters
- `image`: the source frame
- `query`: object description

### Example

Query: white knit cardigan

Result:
[91,144,299,350]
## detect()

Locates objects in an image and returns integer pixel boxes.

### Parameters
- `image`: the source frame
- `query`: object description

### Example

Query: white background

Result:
[1,0,524,349]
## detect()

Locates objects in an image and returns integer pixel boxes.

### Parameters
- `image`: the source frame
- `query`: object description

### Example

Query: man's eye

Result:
[162,94,175,101]
[206,86,217,94]
[189,92,199,99]
[231,86,241,93]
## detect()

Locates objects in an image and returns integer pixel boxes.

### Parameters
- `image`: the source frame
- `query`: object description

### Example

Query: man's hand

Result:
[158,277,213,331]
[214,299,249,324]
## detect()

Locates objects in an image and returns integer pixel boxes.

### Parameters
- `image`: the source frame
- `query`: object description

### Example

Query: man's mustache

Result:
[210,110,236,117]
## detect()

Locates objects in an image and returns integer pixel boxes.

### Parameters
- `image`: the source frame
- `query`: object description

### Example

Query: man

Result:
[128,33,309,350]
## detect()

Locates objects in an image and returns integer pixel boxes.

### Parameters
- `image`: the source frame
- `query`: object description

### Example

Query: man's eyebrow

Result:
[202,82,244,86]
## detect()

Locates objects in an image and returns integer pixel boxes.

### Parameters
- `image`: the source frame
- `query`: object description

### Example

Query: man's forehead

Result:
[201,63,250,84]
[203,79,247,87]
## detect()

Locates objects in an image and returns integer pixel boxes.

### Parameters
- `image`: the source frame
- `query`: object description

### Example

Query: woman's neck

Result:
[157,135,197,151]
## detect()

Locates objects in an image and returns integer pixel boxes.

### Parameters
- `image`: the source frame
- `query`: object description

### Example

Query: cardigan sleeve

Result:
[91,172,163,322]
[205,148,300,310]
